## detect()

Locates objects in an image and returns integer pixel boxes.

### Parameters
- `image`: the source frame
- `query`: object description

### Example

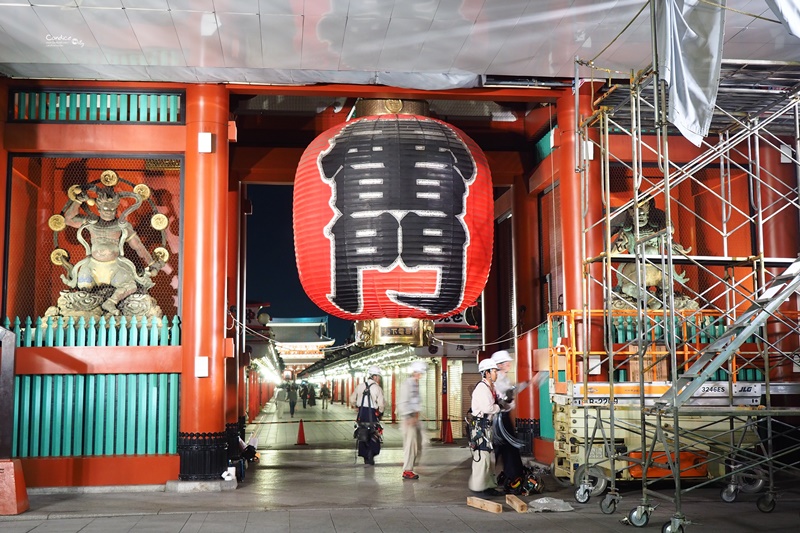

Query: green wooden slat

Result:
[137,375,147,453]
[27,92,36,120]
[139,318,148,346]
[105,375,116,454]
[139,94,147,122]
[160,317,169,346]
[66,317,76,346]
[52,375,63,456]
[40,375,53,457]
[55,316,65,346]
[68,93,77,120]
[120,93,129,121]
[88,316,97,346]
[157,374,168,453]
[38,93,47,120]
[88,93,97,120]
[98,316,107,346]
[108,316,118,346]
[109,93,118,121]
[129,317,139,346]
[13,317,21,347]
[119,316,128,346]
[71,375,87,455]
[149,94,157,122]
[18,376,31,456]
[159,94,167,122]
[12,377,20,456]
[149,318,159,345]
[58,93,67,120]
[49,93,58,120]
[84,375,96,455]
[30,375,42,456]
[115,375,126,454]
[170,316,180,346]
[99,94,108,121]
[76,93,86,121]
[77,316,86,346]
[45,317,55,346]
[129,94,138,121]
[126,375,137,454]
[24,317,33,347]
[168,374,179,453]
[17,92,26,120]
[146,375,158,454]
[169,94,178,122]
[62,376,74,455]
[35,317,44,347]
[94,375,106,455]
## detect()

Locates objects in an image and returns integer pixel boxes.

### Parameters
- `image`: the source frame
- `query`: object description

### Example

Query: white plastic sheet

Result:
[527,497,575,513]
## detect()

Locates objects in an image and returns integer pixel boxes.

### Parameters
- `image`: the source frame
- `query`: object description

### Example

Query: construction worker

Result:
[468,358,502,496]
[491,349,526,494]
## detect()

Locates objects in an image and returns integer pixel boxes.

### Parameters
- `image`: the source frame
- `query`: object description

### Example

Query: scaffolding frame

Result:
[561,44,800,532]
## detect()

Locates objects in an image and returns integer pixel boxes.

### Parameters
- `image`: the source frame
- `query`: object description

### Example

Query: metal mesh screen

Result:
[4,156,182,322]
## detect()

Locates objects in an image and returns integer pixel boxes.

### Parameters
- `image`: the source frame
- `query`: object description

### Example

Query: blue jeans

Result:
[289,401,297,417]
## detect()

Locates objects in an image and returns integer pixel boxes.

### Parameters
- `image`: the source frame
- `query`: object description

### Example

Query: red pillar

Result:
[179,84,230,477]
[440,357,453,443]
[0,81,7,307]
[513,173,538,419]
[760,143,800,381]
[556,90,605,379]
[390,367,397,423]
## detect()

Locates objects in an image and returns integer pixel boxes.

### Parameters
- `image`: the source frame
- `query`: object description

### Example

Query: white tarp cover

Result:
[766,0,800,38]
[656,0,727,147]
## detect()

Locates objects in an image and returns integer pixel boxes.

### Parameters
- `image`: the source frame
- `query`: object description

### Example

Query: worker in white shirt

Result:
[491,349,526,494]
[468,358,502,496]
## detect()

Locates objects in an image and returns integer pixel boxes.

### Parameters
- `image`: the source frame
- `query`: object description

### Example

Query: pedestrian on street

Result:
[287,383,298,418]
[320,383,331,409]
[300,383,308,408]
[350,366,385,465]
[398,360,427,480]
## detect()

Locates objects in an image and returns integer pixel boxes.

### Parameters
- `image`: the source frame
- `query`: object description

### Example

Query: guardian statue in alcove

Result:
[610,197,698,310]
[46,170,169,319]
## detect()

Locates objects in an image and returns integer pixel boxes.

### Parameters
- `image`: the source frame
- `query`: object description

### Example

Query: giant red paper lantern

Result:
[293,114,493,320]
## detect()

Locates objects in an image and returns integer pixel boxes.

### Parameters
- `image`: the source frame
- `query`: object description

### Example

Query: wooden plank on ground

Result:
[467,496,502,513]
[506,494,528,513]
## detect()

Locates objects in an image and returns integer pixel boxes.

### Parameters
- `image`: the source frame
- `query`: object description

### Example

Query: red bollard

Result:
[295,419,308,445]
[441,419,453,444]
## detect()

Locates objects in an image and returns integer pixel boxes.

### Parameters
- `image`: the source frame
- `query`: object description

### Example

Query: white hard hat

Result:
[367,366,381,377]
[410,361,427,374]
[491,350,513,364]
[478,359,498,373]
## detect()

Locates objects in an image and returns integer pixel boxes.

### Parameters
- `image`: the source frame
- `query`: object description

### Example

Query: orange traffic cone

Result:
[295,419,308,445]
[441,419,453,444]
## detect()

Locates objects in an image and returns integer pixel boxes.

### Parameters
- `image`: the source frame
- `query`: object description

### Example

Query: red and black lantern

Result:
[293,113,493,320]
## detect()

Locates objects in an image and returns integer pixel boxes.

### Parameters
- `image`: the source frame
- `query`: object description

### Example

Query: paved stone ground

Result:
[2,401,798,532]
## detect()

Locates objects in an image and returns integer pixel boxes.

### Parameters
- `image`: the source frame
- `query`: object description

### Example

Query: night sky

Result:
[245,184,353,345]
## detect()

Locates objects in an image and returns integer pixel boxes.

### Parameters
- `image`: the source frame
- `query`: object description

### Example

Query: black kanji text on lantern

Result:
[318,117,476,315]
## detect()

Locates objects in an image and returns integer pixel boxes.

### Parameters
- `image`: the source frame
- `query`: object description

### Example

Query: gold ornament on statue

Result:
[67,184,83,202]
[48,214,66,231]
[384,99,403,113]
[100,170,119,186]
[50,248,69,265]
[152,247,170,263]
[133,183,151,200]
[151,213,168,231]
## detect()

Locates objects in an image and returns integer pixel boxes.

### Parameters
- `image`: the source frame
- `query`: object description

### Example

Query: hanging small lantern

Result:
[293,100,493,321]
